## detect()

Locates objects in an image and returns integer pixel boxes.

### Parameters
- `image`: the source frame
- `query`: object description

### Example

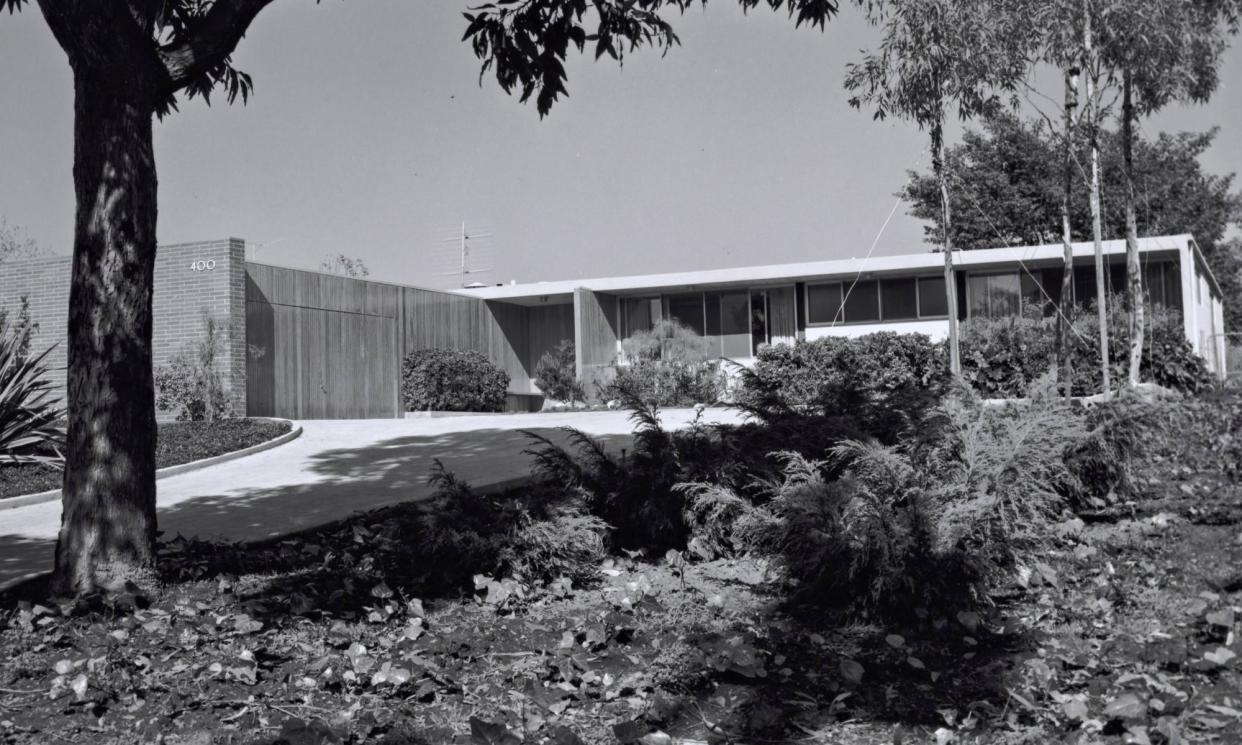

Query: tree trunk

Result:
[1083,0,1110,396]
[1121,70,1144,388]
[1058,68,1078,400]
[933,118,961,376]
[51,73,160,595]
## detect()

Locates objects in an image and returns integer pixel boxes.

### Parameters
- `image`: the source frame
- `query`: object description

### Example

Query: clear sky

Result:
[1,2,1240,289]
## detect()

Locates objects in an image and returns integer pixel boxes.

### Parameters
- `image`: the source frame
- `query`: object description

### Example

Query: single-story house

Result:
[0,234,1225,419]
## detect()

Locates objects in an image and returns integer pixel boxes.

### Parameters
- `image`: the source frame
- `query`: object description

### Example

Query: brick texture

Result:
[0,239,249,418]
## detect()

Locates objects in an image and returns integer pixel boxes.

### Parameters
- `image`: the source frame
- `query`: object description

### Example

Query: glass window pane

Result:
[624,297,653,337]
[843,281,879,323]
[719,292,751,357]
[968,275,990,318]
[1143,263,1164,306]
[751,292,768,349]
[1164,263,1182,308]
[881,278,918,320]
[989,273,1021,317]
[806,283,842,324]
[918,276,948,317]
[667,293,705,336]
[1020,271,1046,317]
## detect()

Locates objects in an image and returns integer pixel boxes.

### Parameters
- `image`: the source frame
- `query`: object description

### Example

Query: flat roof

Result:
[460,235,1193,305]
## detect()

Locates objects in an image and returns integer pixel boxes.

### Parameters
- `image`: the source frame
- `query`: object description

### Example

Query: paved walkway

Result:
[0,408,743,591]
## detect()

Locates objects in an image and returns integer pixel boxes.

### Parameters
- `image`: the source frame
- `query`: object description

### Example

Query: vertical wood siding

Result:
[573,289,620,401]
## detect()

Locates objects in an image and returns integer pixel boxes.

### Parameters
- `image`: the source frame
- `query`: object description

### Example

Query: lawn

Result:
[0,418,292,500]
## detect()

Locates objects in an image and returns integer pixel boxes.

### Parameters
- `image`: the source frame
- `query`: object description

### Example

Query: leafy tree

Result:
[1,0,840,594]
[1096,0,1240,386]
[906,117,1240,252]
[845,0,1037,375]
[319,254,370,279]
[906,117,1242,329]
[0,219,39,264]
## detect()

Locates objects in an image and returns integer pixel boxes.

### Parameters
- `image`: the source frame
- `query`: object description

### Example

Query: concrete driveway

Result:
[0,408,743,591]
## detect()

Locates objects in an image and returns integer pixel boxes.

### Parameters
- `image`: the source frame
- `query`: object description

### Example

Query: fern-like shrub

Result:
[685,376,1091,619]
[412,462,609,590]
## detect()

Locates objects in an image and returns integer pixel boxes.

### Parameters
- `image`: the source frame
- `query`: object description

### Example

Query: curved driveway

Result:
[0,408,742,591]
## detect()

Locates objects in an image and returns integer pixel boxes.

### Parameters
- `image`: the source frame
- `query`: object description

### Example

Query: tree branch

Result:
[157,0,275,96]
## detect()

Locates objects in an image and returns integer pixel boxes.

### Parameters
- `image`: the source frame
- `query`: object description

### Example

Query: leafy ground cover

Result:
[0,418,292,500]
[0,437,1239,744]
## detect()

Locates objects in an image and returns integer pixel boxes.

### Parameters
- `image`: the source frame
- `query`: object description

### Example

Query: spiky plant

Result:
[0,321,65,465]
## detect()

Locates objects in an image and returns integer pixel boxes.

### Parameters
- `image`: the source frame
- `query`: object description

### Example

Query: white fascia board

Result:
[461,235,1191,302]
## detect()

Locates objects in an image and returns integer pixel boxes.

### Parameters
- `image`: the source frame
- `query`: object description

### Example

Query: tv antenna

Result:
[437,221,493,287]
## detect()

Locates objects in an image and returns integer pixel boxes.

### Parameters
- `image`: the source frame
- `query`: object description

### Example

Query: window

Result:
[880,278,917,320]
[917,276,948,317]
[718,292,751,357]
[751,291,768,349]
[622,297,660,338]
[843,280,880,322]
[968,272,1021,318]
[666,293,705,336]
[806,283,843,325]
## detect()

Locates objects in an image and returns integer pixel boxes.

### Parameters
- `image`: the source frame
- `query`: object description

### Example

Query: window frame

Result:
[804,274,950,326]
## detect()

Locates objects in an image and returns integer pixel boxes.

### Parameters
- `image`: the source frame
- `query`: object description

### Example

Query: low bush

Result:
[736,332,948,441]
[401,348,509,412]
[533,339,584,404]
[412,463,608,591]
[600,320,724,407]
[154,313,233,422]
[960,302,1214,397]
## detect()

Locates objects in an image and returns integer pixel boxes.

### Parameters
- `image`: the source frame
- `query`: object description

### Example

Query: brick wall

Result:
[0,238,248,418]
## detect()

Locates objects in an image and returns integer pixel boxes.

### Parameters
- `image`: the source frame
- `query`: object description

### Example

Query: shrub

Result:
[691,377,1091,619]
[401,348,509,412]
[533,339,584,404]
[1,303,64,465]
[413,462,608,590]
[601,319,724,407]
[155,313,233,421]
[736,332,948,441]
[960,301,1214,397]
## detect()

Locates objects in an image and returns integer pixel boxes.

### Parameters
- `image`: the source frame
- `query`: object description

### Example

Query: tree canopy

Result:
[906,115,1241,253]
[905,113,1242,328]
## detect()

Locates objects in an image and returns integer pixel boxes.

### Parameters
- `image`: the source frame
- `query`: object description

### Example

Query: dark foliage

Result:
[401,349,509,413]
[736,332,948,441]
[960,302,1214,397]
[533,339,584,404]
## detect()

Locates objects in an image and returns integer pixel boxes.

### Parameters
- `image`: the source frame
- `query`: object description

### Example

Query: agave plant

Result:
[0,325,65,465]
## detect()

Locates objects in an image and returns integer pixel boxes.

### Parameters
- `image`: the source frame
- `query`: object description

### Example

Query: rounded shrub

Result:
[401,348,509,412]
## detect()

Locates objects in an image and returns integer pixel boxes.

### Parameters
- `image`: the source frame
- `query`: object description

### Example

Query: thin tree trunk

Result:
[1059,68,1078,400]
[933,117,961,376]
[51,74,160,595]
[1121,70,1144,388]
[1083,0,1110,396]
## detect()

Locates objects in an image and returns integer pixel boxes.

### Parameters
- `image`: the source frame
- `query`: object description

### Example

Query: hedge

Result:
[401,349,510,412]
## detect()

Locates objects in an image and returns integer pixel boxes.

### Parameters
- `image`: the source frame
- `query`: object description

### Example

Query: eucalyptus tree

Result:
[845,0,1036,375]
[1096,0,1240,387]
[0,0,841,595]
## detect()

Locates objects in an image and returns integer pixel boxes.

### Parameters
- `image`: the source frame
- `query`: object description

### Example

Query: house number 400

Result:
[190,259,217,271]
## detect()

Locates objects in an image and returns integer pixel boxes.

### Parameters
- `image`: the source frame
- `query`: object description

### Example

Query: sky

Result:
[1,2,1240,290]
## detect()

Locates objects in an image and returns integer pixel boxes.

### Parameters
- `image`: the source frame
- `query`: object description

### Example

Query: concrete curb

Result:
[0,419,302,511]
